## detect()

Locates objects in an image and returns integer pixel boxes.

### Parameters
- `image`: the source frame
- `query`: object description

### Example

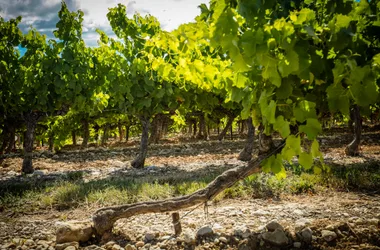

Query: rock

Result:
[321,230,337,242]
[293,209,305,216]
[212,223,224,233]
[64,246,77,250]
[367,218,379,226]
[111,244,122,250]
[52,155,59,160]
[24,239,35,246]
[83,245,104,250]
[37,240,51,246]
[33,170,46,176]
[299,227,313,243]
[124,244,136,250]
[252,209,270,216]
[234,226,251,238]
[261,229,289,246]
[183,230,196,244]
[55,220,94,243]
[196,226,213,238]
[266,221,284,232]
[1,242,16,249]
[294,218,312,231]
[144,233,156,242]
[135,241,144,248]
[219,237,228,244]
[293,242,302,248]
[56,242,79,250]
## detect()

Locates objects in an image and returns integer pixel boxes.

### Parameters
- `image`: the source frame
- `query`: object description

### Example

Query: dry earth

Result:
[0,131,380,249]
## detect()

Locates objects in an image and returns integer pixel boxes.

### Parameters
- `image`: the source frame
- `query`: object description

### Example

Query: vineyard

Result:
[1,0,380,249]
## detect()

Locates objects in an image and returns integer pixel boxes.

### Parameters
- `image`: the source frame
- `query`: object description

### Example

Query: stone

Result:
[144,233,155,242]
[1,242,16,249]
[52,155,59,160]
[321,230,337,242]
[234,226,251,238]
[63,246,77,250]
[183,230,196,244]
[24,239,35,246]
[252,209,270,216]
[124,244,136,250]
[367,218,379,226]
[111,244,122,250]
[56,242,79,250]
[212,223,224,233]
[293,242,302,248]
[135,241,144,248]
[293,209,305,216]
[219,237,228,244]
[55,220,93,243]
[300,227,313,243]
[196,226,213,238]
[266,221,284,232]
[294,218,312,231]
[261,229,289,246]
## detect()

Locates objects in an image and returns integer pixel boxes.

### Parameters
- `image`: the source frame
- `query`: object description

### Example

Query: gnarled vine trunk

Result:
[150,114,164,144]
[346,105,362,156]
[131,116,150,169]
[118,123,123,142]
[125,125,130,142]
[48,133,54,152]
[258,125,275,155]
[196,113,208,140]
[55,141,284,243]
[22,112,40,174]
[82,119,89,147]
[101,124,109,146]
[72,131,77,146]
[218,114,235,141]
[238,117,255,161]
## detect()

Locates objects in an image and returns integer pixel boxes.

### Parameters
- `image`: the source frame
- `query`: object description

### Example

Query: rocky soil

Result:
[1,132,380,249]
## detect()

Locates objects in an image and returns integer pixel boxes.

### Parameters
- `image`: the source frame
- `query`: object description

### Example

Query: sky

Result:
[0,0,209,47]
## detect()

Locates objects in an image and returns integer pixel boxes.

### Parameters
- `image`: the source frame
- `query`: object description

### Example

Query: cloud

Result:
[0,0,208,47]
[0,0,79,38]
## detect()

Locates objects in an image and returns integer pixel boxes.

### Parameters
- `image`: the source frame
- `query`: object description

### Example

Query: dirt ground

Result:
[0,129,380,249]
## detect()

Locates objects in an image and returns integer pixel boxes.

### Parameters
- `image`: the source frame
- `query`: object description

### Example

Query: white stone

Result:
[321,230,337,242]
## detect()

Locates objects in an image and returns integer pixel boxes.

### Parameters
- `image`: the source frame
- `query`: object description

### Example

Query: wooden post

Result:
[172,212,182,236]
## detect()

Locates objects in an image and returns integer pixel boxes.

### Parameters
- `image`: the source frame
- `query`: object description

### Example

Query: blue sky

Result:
[0,0,208,54]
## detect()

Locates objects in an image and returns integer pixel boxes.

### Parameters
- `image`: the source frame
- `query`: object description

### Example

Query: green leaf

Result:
[231,87,246,103]
[278,50,299,77]
[276,78,293,99]
[262,155,274,173]
[263,100,276,124]
[281,135,301,162]
[299,152,313,170]
[234,73,249,88]
[326,83,350,115]
[273,115,290,138]
[313,166,322,174]
[373,53,380,68]
[311,140,321,158]
[293,100,317,123]
[299,118,322,140]
[335,14,351,32]
[351,76,379,107]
